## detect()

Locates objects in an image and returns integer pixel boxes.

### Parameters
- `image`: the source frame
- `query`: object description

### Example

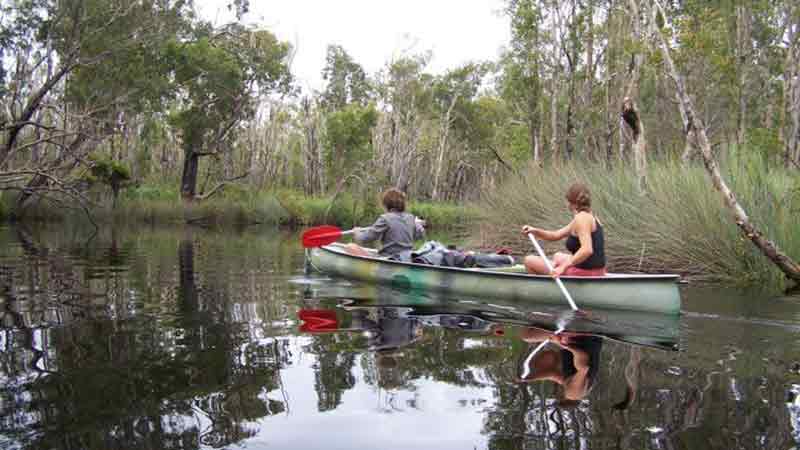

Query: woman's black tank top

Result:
[565,219,606,269]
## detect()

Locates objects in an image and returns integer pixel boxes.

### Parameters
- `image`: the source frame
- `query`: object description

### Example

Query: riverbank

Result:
[2,152,796,287]
[0,186,477,231]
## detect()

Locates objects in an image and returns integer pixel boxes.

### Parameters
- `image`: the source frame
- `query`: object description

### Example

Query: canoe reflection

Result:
[300,280,680,351]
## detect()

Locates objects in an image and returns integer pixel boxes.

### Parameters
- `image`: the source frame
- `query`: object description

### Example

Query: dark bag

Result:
[412,241,513,268]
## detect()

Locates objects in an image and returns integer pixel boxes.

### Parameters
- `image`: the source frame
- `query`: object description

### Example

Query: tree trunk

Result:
[623,0,647,193]
[432,95,458,200]
[550,78,559,159]
[180,150,200,200]
[785,28,800,168]
[735,5,750,147]
[605,61,615,167]
[622,98,647,193]
[651,0,800,282]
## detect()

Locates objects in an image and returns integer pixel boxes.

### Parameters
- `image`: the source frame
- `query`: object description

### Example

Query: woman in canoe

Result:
[346,188,425,261]
[521,182,606,277]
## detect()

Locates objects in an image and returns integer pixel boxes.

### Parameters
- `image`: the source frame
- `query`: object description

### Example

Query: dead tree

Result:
[621,97,647,193]
[621,0,648,194]
[784,20,800,168]
[650,0,800,282]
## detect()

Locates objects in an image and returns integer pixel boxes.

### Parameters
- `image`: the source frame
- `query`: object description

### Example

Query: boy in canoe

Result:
[521,183,607,277]
[346,188,425,262]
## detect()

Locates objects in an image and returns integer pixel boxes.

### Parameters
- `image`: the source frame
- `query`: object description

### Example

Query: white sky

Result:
[197,0,510,93]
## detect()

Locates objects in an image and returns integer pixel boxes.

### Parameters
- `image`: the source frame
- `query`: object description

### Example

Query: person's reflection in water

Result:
[349,306,423,390]
[517,327,603,407]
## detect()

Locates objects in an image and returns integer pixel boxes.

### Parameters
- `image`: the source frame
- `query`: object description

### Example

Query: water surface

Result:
[1,224,799,450]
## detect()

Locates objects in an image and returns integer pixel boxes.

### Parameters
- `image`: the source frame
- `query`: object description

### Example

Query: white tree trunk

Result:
[432,94,458,200]
[623,0,647,193]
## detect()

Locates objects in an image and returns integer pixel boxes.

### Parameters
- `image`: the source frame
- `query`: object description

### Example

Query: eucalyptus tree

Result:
[319,45,376,191]
[500,0,545,163]
[429,62,491,200]
[781,2,799,168]
[0,0,193,216]
[324,103,378,191]
[166,23,292,200]
[373,54,434,194]
[320,44,372,110]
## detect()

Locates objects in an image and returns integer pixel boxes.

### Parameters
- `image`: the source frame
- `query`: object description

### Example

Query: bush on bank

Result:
[0,184,473,231]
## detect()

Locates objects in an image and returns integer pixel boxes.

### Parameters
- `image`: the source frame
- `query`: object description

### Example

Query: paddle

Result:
[302,225,356,248]
[527,232,579,311]
[518,308,579,379]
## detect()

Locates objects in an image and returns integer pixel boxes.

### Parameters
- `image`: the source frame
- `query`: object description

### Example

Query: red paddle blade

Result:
[302,225,343,248]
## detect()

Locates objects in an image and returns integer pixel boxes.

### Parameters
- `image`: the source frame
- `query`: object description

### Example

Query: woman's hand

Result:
[551,264,568,278]
[521,225,542,237]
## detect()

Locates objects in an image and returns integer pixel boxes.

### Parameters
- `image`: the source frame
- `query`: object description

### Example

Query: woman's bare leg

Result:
[525,252,571,274]
[523,254,552,274]
[345,243,370,257]
[552,252,571,268]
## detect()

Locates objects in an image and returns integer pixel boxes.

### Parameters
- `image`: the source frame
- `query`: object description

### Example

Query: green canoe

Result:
[307,243,682,315]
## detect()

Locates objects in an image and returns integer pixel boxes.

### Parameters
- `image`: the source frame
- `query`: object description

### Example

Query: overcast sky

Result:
[197,0,510,93]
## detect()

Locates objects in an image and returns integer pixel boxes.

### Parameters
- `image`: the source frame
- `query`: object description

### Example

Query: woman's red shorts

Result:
[563,266,607,276]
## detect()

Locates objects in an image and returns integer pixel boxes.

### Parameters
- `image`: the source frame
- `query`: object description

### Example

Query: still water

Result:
[1,224,799,450]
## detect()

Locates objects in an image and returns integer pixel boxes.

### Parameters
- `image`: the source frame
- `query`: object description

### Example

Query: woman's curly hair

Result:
[565,183,592,212]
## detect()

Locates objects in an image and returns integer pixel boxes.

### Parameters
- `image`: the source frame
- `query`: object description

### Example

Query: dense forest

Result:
[1,0,799,281]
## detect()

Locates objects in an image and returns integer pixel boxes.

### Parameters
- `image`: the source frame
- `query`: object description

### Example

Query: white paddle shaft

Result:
[527,233,579,311]
[520,325,566,379]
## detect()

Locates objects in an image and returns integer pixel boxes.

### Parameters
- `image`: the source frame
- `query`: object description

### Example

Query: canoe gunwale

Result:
[314,244,681,283]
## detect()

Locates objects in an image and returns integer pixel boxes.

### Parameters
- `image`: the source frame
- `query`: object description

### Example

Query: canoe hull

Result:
[308,244,682,315]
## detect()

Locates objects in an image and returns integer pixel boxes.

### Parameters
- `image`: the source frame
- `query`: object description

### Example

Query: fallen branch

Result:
[195,171,249,201]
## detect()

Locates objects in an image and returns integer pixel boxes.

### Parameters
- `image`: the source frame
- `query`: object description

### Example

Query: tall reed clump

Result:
[476,153,800,286]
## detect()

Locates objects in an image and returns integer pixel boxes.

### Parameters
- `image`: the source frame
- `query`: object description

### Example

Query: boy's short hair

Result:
[382,188,406,212]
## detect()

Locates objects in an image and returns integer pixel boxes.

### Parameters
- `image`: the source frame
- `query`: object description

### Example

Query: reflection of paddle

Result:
[519,311,573,379]
[302,225,356,248]
[298,309,339,332]
[527,233,578,311]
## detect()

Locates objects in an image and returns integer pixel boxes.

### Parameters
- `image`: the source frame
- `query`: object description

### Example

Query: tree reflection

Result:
[0,229,292,450]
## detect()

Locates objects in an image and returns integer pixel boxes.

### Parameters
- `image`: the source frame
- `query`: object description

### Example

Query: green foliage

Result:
[379,55,436,121]
[161,22,292,198]
[85,154,131,185]
[432,63,492,146]
[124,184,179,201]
[321,45,372,109]
[276,190,377,228]
[324,103,378,181]
[408,202,479,231]
[61,0,193,115]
